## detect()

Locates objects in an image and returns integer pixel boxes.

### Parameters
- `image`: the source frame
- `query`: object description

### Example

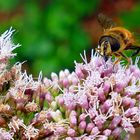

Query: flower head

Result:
[0,29,139,140]
[0,28,20,61]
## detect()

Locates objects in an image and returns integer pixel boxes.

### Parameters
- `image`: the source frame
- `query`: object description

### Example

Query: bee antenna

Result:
[103,56,109,62]
[95,50,102,57]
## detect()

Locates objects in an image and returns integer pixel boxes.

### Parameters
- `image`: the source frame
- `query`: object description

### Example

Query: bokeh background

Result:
[0,0,140,139]
[0,0,139,76]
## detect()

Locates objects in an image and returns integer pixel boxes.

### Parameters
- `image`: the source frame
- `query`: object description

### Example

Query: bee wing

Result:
[97,13,117,29]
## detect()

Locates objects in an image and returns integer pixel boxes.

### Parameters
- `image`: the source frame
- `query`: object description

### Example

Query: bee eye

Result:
[109,37,120,52]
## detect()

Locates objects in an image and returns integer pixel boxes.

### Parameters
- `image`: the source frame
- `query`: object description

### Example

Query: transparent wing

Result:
[97,13,117,29]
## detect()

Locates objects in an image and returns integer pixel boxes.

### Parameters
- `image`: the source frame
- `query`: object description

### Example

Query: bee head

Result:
[98,36,120,56]
[100,40,111,56]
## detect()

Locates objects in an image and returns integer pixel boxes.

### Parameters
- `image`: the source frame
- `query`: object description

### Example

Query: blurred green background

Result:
[0,0,139,77]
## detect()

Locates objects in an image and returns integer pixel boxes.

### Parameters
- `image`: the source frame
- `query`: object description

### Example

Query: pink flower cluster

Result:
[0,29,140,140]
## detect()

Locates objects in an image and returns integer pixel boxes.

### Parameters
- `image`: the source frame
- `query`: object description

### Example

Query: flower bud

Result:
[86,123,95,134]
[79,113,86,122]
[57,96,64,106]
[70,110,77,116]
[62,78,69,87]
[122,97,136,108]
[98,88,106,102]
[75,67,84,79]
[64,69,70,76]
[101,99,112,113]
[112,127,122,137]
[90,127,99,135]
[125,107,138,117]
[68,85,75,93]
[51,72,58,82]
[103,81,110,93]
[109,116,122,129]
[67,128,76,137]
[50,101,57,110]
[43,78,51,88]
[59,70,65,79]
[130,65,140,78]
[71,75,78,85]
[55,126,67,135]
[114,83,125,92]
[78,120,86,134]
[69,111,77,128]
[103,129,111,136]
[51,110,62,122]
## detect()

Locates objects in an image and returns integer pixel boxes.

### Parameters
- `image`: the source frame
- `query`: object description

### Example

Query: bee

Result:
[96,13,140,64]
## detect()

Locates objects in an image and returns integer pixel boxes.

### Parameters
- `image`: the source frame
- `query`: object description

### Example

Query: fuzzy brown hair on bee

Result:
[96,13,140,64]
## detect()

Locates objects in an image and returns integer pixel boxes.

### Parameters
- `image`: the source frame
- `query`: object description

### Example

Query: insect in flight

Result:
[96,13,140,64]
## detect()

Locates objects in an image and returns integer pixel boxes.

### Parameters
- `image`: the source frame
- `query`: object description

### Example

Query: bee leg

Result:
[125,45,140,57]
[113,55,122,66]
[103,56,109,62]
[112,56,122,71]
[118,52,131,64]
